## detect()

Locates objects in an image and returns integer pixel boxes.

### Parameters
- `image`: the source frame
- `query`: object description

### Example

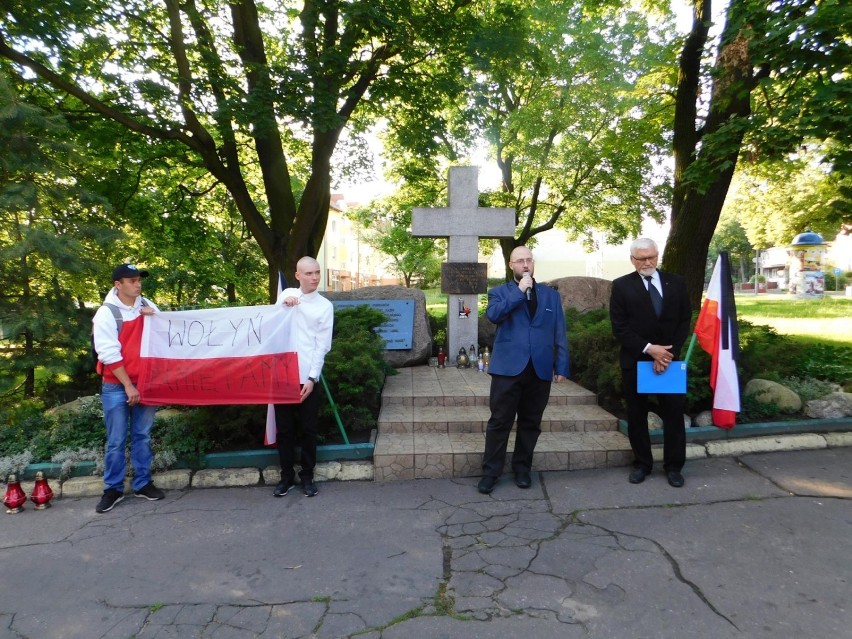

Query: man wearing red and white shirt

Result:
[92,264,165,513]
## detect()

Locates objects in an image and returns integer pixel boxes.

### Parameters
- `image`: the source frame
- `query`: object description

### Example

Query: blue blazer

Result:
[486,281,570,380]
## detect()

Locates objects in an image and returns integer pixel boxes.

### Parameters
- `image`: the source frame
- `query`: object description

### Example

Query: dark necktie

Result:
[645,275,662,318]
[527,285,537,317]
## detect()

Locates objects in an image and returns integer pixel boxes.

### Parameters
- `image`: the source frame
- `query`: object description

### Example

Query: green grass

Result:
[735,295,852,347]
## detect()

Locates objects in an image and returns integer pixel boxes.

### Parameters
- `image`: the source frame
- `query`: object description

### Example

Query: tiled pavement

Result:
[374,366,632,480]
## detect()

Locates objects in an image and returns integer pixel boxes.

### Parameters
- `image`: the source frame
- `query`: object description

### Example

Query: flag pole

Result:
[319,374,350,445]
[683,333,697,366]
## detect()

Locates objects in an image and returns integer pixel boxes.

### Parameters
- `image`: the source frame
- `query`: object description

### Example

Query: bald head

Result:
[295,256,321,294]
[508,246,535,280]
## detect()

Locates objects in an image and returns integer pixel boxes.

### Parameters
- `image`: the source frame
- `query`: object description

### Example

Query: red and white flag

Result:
[694,252,741,428]
[137,304,301,407]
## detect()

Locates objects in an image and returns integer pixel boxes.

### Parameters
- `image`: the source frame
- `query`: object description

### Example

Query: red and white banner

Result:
[694,252,741,428]
[138,305,301,406]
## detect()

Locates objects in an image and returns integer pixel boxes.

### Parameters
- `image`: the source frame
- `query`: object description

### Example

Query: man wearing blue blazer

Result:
[478,246,570,494]
[609,238,692,488]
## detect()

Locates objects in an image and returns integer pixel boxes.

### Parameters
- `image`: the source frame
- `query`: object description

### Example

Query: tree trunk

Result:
[664,0,758,309]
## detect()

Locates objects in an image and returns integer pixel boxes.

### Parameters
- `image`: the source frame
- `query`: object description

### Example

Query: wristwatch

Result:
[307,376,318,384]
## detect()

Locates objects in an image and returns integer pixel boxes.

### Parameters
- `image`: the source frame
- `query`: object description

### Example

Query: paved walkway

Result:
[2,447,850,638]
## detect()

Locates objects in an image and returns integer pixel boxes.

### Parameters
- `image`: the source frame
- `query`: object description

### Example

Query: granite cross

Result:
[412,166,515,365]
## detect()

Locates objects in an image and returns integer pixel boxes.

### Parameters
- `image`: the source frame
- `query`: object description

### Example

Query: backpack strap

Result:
[103,303,124,333]
[103,298,148,333]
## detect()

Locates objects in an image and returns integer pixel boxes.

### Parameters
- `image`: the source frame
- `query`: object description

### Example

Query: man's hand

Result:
[554,375,566,383]
[124,383,141,406]
[300,379,315,402]
[282,295,300,308]
[647,344,673,374]
[140,306,155,316]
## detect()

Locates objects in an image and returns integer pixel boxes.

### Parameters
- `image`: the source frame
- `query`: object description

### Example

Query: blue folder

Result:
[637,361,687,394]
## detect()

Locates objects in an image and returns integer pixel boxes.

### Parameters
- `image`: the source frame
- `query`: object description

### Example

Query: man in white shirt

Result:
[273,256,334,498]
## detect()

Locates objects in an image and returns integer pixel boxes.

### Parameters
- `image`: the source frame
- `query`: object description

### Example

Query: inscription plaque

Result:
[330,299,414,350]
[441,263,487,294]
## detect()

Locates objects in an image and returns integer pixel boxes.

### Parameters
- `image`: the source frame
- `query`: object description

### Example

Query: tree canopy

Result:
[665,0,851,306]
[0,0,479,296]
[378,0,678,273]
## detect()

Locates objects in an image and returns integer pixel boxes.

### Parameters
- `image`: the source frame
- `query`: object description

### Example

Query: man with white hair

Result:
[610,238,691,487]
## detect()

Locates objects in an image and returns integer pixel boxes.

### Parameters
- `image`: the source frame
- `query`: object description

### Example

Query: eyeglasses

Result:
[511,258,534,265]
[631,254,658,263]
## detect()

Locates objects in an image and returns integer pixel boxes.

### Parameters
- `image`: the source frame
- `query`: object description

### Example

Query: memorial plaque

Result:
[330,300,414,350]
[441,263,488,294]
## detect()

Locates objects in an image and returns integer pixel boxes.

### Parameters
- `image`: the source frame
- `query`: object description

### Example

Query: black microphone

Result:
[524,274,532,301]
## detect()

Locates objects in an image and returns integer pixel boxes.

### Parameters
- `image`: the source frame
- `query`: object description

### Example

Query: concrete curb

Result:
[19,432,849,499]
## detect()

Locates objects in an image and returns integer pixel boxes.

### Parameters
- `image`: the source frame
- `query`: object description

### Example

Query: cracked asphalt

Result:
[1,447,849,639]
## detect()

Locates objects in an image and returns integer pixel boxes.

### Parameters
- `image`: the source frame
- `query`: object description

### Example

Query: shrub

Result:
[565,308,623,412]
[564,310,851,421]
[319,305,395,438]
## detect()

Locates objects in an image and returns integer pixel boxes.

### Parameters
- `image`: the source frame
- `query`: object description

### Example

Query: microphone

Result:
[524,273,532,301]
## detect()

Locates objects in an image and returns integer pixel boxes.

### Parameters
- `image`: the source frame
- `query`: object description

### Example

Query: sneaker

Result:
[134,482,165,501]
[95,489,124,513]
[302,479,318,497]
[273,480,296,497]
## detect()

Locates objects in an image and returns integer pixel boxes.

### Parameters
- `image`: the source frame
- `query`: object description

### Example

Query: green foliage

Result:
[0,399,50,458]
[565,308,623,412]
[724,154,850,250]
[0,398,104,462]
[152,406,264,459]
[567,310,850,420]
[320,306,395,437]
[781,377,836,404]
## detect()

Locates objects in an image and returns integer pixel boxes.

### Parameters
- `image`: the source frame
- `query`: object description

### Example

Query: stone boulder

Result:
[693,410,714,427]
[542,276,613,312]
[744,379,802,413]
[647,412,663,429]
[46,395,100,416]
[805,392,852,419]
[322,286,431,368]
[478,315,496,350]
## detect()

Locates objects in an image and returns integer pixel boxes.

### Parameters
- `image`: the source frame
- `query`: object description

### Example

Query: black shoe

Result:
[477,476,497,494]
[628,468,650,484]
[302,479,318,497]
[273,480,295,497]
[134,483,165,501]
[95,489,124,513]
[667,471,685,488]
[514,471,532,489]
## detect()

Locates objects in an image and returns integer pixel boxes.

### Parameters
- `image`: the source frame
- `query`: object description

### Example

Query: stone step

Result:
[375,366,632,481]
[373,431,632,481]
[380,366,598,407]
[378,403,619,434]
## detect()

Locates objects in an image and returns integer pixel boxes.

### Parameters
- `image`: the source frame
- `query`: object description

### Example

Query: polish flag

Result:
[694,252,741,428]
[138,304,301,407]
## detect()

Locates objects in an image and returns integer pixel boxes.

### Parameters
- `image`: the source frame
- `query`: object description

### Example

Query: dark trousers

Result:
[275,386,321,482]
[621,365,686,473]
[481,360,552,477]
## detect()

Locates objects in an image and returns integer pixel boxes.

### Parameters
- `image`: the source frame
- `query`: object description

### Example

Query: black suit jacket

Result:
[609,270,692,369]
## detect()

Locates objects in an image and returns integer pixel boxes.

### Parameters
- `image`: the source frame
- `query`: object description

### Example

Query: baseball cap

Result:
[111,264,150,281]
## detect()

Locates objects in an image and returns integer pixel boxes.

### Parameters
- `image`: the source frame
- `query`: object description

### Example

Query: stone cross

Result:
[412,166,515,364]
